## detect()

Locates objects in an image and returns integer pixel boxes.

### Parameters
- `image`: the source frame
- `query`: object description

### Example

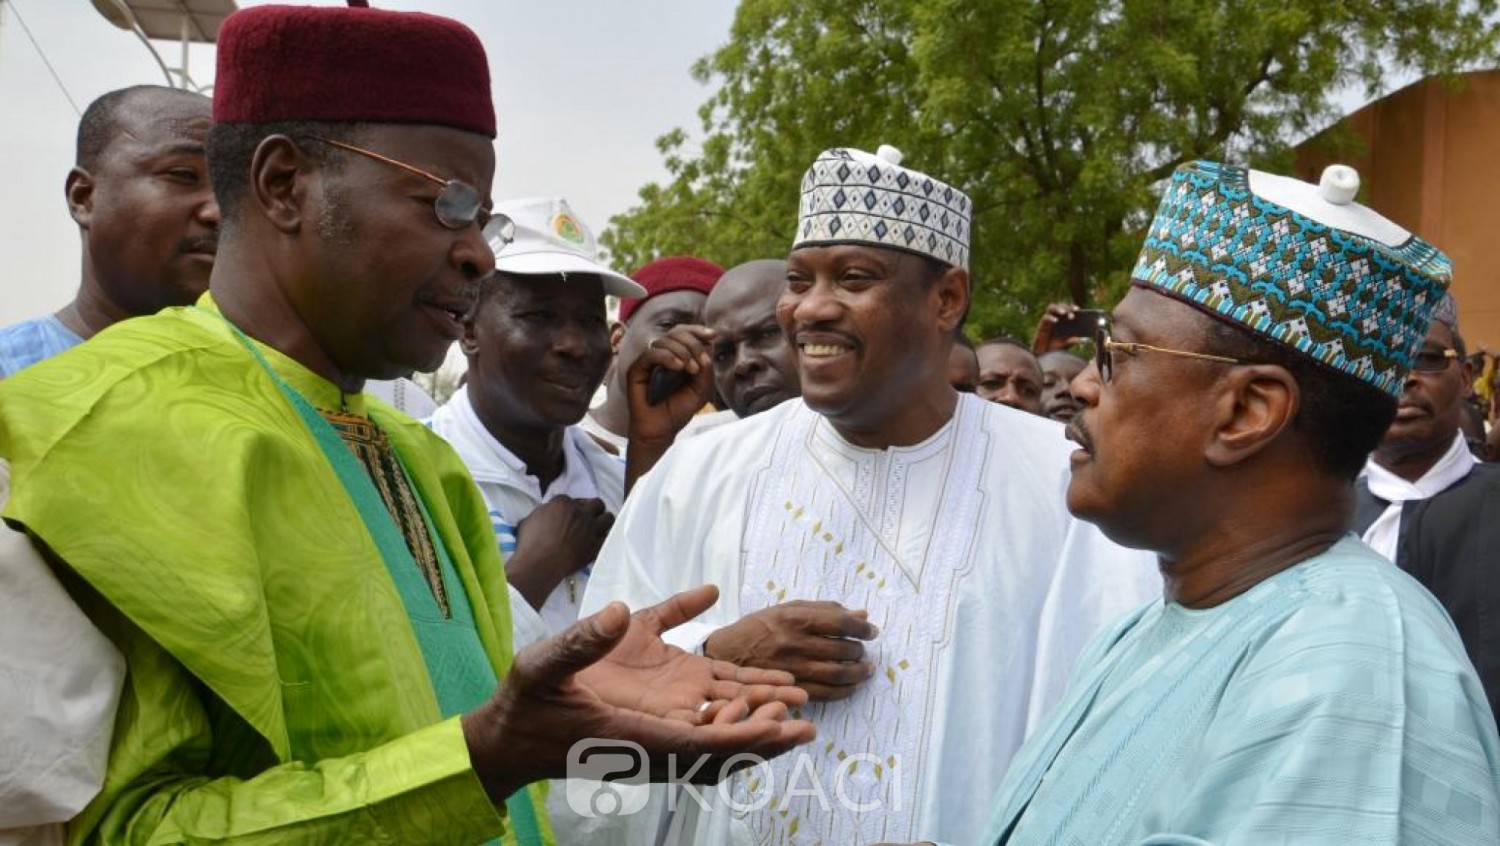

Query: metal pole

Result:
[177,12,189,89]
[105,0,175,87]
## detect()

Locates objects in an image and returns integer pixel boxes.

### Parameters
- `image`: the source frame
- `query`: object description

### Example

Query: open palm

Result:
[579,584,809,723]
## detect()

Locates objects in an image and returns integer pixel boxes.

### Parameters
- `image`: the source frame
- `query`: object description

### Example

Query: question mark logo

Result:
[565,739,650,817]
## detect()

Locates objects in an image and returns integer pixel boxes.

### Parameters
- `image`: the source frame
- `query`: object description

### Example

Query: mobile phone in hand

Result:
[647,367,689,406]
[1052,309,1107,341]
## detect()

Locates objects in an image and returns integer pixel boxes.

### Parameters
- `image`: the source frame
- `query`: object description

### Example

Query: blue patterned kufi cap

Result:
[1132,161,1452,397]
[795,145,971,271]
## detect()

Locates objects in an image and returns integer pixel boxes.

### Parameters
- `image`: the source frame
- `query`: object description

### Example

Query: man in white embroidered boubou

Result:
[583,144,1158,845]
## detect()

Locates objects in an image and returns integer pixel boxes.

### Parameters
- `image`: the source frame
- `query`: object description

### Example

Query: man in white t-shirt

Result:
[428,197,644,649]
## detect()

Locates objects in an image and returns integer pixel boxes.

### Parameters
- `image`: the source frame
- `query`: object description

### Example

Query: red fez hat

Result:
[214,4,495,138]
[619,256,725,324]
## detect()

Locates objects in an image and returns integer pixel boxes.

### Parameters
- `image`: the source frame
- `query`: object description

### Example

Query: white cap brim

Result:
[496,251,646,298]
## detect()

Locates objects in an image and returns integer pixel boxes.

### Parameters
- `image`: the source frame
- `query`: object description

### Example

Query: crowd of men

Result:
[0,3,1497,846]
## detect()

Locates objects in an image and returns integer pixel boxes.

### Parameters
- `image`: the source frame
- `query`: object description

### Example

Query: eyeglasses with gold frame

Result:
[308,136,493,233]
[1093,325,1248,383]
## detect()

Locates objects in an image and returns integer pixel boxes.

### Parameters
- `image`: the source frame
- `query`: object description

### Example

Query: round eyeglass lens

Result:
[435,181,483,230]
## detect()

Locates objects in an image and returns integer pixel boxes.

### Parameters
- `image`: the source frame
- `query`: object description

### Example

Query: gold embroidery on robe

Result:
[320,408,450,617]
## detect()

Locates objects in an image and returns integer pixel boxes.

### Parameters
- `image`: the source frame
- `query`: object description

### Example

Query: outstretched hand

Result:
[463,585,816,804]
[580,584,811,721]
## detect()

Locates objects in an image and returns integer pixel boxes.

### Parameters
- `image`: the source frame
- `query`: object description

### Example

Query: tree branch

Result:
[695,207,788,243]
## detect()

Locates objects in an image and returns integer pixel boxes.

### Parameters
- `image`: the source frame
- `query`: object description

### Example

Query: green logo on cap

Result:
[551,214,585,245]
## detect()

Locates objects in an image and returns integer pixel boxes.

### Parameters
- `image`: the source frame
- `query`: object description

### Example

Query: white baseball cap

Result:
[482,197,645,298]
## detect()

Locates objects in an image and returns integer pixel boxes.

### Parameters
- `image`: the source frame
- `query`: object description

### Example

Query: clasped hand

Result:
[704,600,879,701]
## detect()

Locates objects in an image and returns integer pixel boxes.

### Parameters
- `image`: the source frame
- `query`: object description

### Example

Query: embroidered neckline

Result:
[801,401,965,590]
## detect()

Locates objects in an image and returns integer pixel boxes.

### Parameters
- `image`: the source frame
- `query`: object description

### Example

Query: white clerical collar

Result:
[1363,430,1476,504]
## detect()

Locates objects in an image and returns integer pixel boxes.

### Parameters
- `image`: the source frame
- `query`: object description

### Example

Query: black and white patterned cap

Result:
[794,145,972,271]
[1431,292,1459,331]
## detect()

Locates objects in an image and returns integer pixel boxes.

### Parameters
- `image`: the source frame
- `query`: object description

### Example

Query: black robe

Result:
[1358,465,1500,723]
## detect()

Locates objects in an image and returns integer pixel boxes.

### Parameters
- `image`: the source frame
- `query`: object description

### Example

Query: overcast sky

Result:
[0,0,736,325]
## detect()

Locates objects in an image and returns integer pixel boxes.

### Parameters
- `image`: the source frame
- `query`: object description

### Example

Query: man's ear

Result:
[1204,365,1299,468]
[65,168,95,228]
[250,135,311,234]
[932,266,970,335]
[609,322,625,355]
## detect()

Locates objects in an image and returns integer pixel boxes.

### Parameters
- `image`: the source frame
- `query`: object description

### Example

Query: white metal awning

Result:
[90,0,237,44]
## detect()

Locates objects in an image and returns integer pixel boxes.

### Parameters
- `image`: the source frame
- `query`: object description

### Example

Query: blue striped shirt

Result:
[0,315,82,378]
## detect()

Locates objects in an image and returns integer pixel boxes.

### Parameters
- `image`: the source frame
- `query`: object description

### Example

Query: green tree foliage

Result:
[602,0,1498,338]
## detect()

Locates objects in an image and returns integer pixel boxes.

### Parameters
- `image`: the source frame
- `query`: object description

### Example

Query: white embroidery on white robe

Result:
[734,400,988,845]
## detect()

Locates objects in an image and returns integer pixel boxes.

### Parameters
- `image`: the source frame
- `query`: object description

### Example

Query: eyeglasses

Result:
[1094,325,1247,384]
[482,215,517,254]
[308,136,489,231]
[1410,347,1460,373]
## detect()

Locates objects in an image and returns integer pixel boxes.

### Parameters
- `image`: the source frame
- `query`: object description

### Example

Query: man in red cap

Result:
[0,5,811,844]
[581,255,723,454]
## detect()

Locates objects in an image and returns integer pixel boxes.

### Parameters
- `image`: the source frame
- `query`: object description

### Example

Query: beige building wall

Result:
[1296,70,1500,351]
